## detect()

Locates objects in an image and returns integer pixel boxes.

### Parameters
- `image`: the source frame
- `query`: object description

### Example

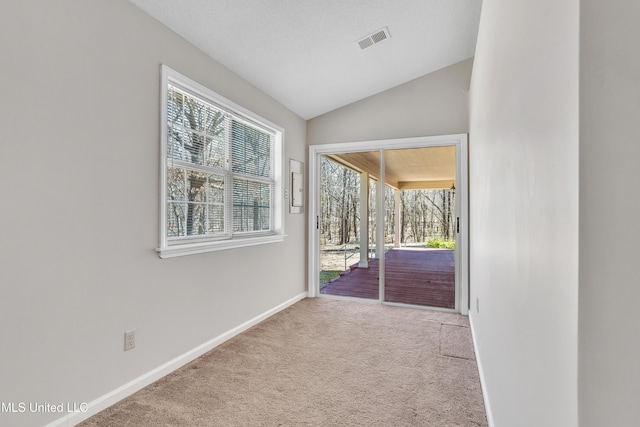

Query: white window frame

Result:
[157,65,284,258]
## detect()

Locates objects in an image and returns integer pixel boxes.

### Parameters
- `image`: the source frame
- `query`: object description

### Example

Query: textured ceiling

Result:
[128,0,482,119]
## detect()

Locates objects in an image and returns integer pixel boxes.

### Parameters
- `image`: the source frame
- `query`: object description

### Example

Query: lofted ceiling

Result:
[127,0,482,120]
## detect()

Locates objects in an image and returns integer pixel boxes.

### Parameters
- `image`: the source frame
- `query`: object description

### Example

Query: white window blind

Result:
[158,66,284,258]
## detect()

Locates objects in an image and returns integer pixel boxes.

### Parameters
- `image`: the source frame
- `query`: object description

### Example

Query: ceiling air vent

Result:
[357,27,391,50]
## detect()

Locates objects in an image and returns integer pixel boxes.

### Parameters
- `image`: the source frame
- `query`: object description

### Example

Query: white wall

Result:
[307,58,472,145]
[468,0,579,426]
[579,1,640,425]
[0,1,306,426]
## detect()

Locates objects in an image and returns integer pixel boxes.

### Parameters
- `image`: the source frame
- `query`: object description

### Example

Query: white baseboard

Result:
[46,291,308,427]
[469,313,495,427]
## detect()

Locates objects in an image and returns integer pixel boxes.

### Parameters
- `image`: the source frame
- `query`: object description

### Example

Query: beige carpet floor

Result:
[80,298,487,426]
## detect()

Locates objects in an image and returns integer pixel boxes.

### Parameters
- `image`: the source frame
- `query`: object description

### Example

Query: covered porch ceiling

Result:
[326,146,456,190]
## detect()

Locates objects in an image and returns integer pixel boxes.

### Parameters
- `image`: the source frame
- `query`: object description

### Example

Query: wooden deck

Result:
[320,248,455,309]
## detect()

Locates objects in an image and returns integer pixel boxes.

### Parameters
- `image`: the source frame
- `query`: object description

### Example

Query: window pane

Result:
[182,95,225,134]
[186,202,206,236]
[206,205,225,233]
[205,174,225,235]
[167,124,190,162]
[203,136,226,169]
[167,89,184,123]
[167,167,186,201]
[186,170,208,203]
[168,126,226,170]
[168,167,225,238]
[206,176,225,204]
[168,87,227,134]
[167,202,186,237]
[231,121,271,178]
[233,179,271,232]
[168,86,227,169]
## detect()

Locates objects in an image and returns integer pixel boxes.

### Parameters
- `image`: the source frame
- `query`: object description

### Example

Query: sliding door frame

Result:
[308,134,469,315]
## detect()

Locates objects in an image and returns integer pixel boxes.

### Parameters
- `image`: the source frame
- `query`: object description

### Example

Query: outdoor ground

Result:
[320,243,429,284]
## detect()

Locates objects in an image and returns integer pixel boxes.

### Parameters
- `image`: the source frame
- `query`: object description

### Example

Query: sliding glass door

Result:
[309,135,468,314]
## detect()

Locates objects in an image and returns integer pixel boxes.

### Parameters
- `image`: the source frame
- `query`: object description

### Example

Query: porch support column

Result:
[377,150,385,303]
[376,151,385,260]
[394,189,401,248]
[358,172,369,268]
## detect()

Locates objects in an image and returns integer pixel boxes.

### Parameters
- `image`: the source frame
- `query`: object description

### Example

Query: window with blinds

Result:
[158,65,284,258]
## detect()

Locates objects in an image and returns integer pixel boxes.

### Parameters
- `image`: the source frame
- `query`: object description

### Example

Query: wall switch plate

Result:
[476,298,480,313]
[124,330,135,351]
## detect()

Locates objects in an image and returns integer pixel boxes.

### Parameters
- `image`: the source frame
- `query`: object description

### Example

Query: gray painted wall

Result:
[0,1,306,426]
[579,1,640,425]
[307,58,472,145]
[469,0,579,425]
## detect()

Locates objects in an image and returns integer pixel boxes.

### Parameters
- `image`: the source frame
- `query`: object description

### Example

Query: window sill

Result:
[156,234,286,259]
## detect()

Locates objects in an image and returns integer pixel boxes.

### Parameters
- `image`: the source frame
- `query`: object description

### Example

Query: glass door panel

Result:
[318,153,378,300]
[382,146,457,308]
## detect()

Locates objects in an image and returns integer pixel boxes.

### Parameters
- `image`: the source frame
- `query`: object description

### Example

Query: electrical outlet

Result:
[124,330,135,351]
[476,298,480,313]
